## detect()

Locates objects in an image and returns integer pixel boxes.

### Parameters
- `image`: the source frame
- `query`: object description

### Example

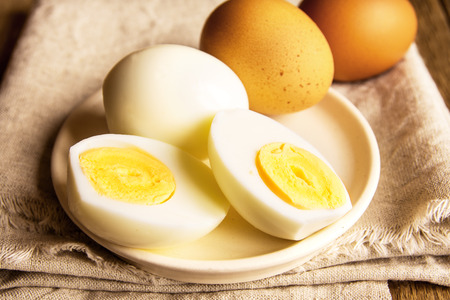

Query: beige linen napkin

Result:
[0,0,449,298]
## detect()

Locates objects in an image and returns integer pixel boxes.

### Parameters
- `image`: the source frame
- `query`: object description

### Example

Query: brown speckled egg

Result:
[200,0,334,115]
[300,0,417,81]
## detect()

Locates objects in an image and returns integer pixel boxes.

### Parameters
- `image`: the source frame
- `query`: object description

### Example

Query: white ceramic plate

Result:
[51,88,380,284]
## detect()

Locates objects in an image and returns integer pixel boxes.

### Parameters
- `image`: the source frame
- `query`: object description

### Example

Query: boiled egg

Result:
[67,134,229,249]
[208,109,352,240]
[103,44,248,160]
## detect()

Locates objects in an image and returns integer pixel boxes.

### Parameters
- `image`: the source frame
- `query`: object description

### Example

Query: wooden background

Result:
[0,0,449,299]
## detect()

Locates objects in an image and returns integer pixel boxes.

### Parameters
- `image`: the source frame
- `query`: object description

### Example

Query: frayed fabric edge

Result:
[299,199,450,271]
[1,199,449,284]
[0,236,159,284]
[0,239,105,267]
[428,199,450,223]
[0,193,159,281]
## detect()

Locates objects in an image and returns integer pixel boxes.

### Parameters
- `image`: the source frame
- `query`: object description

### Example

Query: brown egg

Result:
[300,0,418,81]
[200,0,334,115]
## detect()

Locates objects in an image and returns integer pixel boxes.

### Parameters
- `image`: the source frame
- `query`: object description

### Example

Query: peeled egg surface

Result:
[67,134,230,249]
[103,44,248,160]
[208,109,352,240]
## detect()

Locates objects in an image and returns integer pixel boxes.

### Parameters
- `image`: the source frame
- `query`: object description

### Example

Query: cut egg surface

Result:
[67,134,230,249]
[208,109,352,240]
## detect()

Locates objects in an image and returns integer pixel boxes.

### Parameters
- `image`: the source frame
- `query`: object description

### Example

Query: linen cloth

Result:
[0,0,449,298]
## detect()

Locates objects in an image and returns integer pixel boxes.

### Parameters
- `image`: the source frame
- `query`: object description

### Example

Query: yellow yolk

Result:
[256,142,346,210]
[79,147,175,205]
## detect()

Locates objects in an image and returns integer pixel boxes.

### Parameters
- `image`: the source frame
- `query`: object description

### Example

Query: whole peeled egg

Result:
[200,0,334,115]
[103,44,248,160]
[300,0,418,81]
[67,134,229,249]
[208,109,352,240]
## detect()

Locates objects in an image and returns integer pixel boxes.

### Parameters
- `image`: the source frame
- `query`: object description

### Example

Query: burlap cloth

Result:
[0,0,449,298]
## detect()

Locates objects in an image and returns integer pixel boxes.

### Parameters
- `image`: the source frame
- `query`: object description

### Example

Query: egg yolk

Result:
[256,143,346,210]
[79,147,175,205]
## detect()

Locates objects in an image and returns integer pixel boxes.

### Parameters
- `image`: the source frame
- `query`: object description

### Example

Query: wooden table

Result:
[0,1,449,299]
[410,0,449,111]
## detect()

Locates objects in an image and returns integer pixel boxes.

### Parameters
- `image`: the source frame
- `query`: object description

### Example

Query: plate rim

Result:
[51,87,380,284]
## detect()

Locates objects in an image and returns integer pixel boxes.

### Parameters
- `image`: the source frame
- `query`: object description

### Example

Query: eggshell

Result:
[300,0,417,81]
[200,0,334,114]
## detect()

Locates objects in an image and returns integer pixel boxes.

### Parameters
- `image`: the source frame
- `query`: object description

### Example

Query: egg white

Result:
[208,109,352,240]
[103,44,249,160]
[67,134,230,249]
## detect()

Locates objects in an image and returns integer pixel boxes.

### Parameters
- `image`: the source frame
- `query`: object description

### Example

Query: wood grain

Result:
[389,281,450,300]
[0,0,32,82]
[410,0,450,109]
[0,0,448,298]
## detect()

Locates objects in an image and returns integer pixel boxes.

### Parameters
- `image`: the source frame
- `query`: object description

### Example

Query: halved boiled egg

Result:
[67,134,229,249]
[208,109,352,240]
